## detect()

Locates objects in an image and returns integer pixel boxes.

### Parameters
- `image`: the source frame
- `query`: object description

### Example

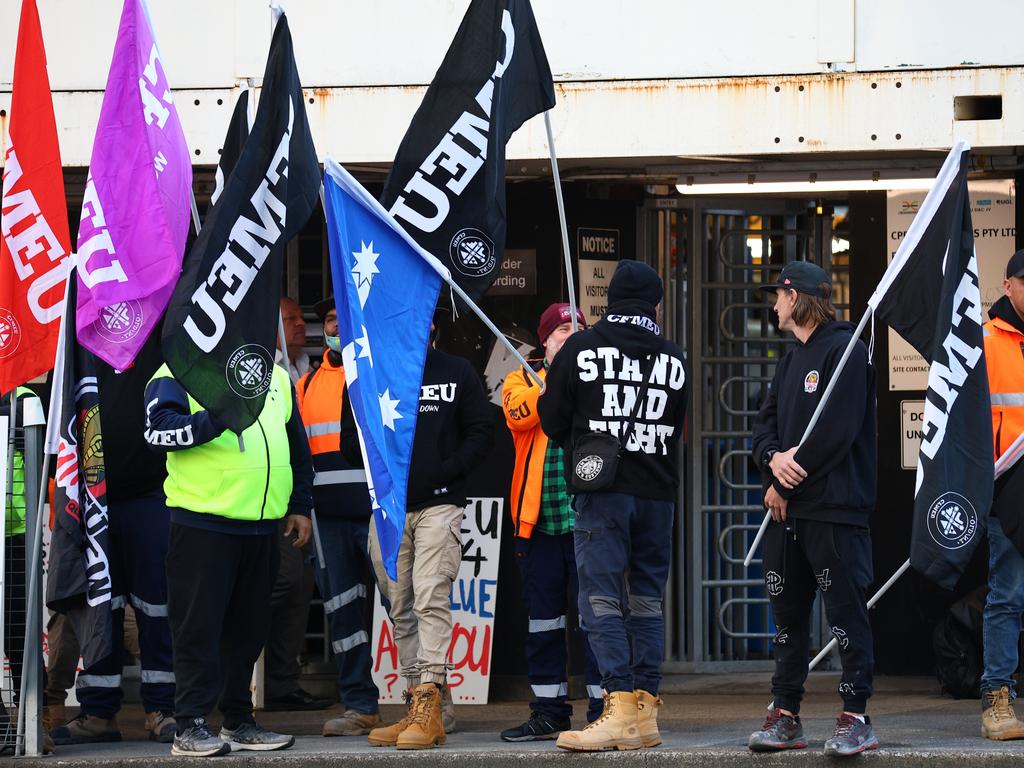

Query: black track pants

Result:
[763,517,874,714]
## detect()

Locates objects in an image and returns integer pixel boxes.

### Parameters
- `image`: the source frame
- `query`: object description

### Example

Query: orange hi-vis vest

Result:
[984,315,1024,461]
[296,351,371,519]
[502,362,548,539]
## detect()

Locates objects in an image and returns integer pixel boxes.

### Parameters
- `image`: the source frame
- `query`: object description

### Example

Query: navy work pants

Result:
[574,493,674,696]
[76,493,175,718]
[516,530,602,722]
[313,516,379,714]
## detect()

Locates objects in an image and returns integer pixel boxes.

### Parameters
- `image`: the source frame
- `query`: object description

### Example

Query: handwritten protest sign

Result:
[371,496,503,704]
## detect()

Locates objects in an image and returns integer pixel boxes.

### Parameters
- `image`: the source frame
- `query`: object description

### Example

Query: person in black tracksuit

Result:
[748,261,878,757]
[538,261,689,752]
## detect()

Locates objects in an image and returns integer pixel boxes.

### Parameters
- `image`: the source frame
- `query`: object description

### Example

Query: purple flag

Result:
[76,0,192,369]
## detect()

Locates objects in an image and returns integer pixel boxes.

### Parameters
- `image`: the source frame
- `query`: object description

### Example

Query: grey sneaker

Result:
[748,706,807,752]
[172,718,231,757]
[220,721,295,751]
[824,713,879,756]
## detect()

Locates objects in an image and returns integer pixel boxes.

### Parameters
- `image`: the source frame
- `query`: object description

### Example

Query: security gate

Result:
[647,198,849,666]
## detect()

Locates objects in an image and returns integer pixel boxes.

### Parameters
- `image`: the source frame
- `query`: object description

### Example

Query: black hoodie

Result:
[342,348,493,512]
[538,300,689,501]
[751,320,878,527]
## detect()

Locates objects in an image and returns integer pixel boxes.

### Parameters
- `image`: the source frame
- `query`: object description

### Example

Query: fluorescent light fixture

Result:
[676,171,936,195]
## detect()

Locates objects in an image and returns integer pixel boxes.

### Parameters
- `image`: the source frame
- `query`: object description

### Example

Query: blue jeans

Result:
[313,516,379,714]
[982,517,1024,697]
[573,492,674,695]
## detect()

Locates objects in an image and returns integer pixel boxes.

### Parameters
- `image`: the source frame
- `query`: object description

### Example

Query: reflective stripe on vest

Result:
[299,354,347,457]
[148,364,293,521]
[984,317,1024,461]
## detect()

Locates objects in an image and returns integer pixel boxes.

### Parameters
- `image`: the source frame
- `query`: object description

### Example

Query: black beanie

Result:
[607,260,663,308]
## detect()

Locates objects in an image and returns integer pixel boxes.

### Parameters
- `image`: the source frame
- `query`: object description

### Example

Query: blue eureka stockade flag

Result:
[323,158,447,579]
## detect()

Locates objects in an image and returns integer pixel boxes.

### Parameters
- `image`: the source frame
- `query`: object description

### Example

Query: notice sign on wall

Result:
[371,497,503,704]
[886,181,1016,390]
[900,400,925,470]
[577,227,620,325]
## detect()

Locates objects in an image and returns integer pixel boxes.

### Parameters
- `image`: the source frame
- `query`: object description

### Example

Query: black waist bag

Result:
[570,355,656,493]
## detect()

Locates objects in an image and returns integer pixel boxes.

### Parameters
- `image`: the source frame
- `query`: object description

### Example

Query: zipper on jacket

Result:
[514,435,536,538]
[258,420,271,520]
[995,411,1004,458]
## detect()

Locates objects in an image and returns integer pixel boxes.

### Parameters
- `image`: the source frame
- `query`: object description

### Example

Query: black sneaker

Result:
[500,711,571,742]
[748,706,807,751]
[824,713,879,756]
[172,718,231,757]
[220,721,294,751]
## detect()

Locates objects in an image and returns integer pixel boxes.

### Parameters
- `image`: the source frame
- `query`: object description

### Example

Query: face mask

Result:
[324,332,342,353]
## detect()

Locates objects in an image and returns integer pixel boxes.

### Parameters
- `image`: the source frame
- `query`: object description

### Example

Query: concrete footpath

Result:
[25,673,1024,766]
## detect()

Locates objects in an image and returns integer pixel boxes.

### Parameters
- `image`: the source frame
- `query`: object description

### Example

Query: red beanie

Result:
[537,303,586,344]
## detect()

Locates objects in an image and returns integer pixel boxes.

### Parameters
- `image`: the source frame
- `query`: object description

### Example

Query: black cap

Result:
[313,296,336,321]
[1006,249,1024,279]
[758,261,831,298]
[607,261,663,308]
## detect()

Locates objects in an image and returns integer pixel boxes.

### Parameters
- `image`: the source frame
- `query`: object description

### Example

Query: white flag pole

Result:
[322,160,545,389]
[808,558,912,670]
[743,139,970,568]
[543,111,579,331]
[809,357,1011,670]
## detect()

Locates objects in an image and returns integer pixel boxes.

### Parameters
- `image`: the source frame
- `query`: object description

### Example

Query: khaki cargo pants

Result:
[369,503,464,685]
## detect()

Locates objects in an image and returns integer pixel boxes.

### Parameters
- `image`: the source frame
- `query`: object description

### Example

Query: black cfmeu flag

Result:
[381,0,555,301]
[869,143,992,590]
[210,88,250,206]
[162,14,319,434]
[45,277,113,668]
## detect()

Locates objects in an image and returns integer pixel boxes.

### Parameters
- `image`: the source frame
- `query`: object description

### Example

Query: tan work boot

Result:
[144,711,177,743]
[50,714,121,746]
[982,686,1024,740]
[556,691,642,752]
[324,709,383,737]
[440,683,457,734]
[395,683,445,750]
[635,689,663,747]
[368,690,414,746]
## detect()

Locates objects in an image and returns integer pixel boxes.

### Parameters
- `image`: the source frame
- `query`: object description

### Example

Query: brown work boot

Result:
[556,691,642,752]
[324,709,383,737]
[982,687,1024,740]
[367,690,414,746]
[635,689,663,747]
[50,714,122,746]
[144,711,177,743]
[395,683,445,750]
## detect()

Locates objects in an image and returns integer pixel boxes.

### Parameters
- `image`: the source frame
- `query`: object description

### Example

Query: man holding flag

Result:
[323,159,492,750]
[979,249,1024,740]
[748,262,879,756]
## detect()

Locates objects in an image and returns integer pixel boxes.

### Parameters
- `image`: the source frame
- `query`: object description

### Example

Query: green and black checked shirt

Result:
[536,362,575,535]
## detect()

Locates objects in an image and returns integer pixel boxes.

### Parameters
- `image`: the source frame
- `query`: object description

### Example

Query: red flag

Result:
[0,0,70,394]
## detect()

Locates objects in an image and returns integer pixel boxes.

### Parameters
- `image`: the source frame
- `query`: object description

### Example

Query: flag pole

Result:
[17,260,73,753]
[742,306,874,566]
[543,111,578,332]
[808,558,911,670]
